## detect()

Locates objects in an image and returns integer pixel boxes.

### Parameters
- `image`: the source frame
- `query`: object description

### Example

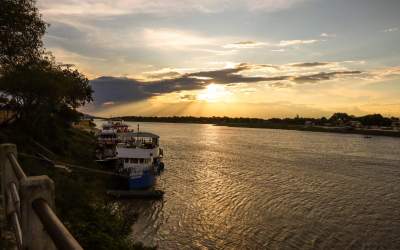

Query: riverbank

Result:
[215,122,400,137]
[113,116,400,138]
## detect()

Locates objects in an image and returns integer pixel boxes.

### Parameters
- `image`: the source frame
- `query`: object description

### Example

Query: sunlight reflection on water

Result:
[96,121,400,249]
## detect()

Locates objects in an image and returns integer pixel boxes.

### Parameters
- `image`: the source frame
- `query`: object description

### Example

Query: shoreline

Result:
[214,122,400,138]
[110,118,400,138]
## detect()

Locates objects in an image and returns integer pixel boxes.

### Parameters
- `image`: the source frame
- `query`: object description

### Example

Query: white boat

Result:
[102,119,130,133]
[96,120,132,160]
[116,131,164,189]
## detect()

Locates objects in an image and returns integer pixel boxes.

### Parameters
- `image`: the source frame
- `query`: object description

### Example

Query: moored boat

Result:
[96,119,133,161]
[115,131,164,189]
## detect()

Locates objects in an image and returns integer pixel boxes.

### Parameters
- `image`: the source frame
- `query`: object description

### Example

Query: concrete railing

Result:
[0,144,83,250]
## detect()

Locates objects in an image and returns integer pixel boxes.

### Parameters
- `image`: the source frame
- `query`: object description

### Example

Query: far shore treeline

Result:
[112,112,399,127]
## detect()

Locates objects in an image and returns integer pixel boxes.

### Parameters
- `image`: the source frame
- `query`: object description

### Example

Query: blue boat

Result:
[115,130,164,189]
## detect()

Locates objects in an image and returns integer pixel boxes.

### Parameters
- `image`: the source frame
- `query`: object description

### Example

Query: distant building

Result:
[392,121,400,130]
[334,118,345,126]
[304,121,314,127]
[348,120,363,128]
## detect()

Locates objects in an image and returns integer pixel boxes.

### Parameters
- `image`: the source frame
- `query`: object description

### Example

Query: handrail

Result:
[1,144,83,250]
[7,153,27,181]
[11,212,23,249]
[32,199,83,250]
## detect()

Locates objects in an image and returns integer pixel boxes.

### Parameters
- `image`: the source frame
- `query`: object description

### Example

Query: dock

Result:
[106,189,164,199]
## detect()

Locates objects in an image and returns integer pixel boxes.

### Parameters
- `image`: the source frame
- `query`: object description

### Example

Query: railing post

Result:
[20,176,56,250]
[0,144,18,226]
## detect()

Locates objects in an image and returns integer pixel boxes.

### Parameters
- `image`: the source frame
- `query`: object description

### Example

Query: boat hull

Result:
[128,170,155,189]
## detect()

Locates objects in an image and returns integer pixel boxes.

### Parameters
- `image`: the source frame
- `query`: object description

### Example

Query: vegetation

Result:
[115,113,400,137]
[0,0,92,137]
[0,0,152,249]
[117,113,399,127]
[0,0,46,66]
[0,127,155,250]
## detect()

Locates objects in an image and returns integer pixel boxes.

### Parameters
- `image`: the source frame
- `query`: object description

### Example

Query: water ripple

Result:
[97,122,400,249]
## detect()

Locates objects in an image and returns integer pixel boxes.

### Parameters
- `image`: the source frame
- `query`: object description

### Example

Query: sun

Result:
[197,84,231,102]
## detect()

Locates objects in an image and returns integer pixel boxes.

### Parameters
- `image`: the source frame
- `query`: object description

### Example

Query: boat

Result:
[96,128,119,163]
[115,129,164,189]
[102,119,130,133]
[96,119,132,162]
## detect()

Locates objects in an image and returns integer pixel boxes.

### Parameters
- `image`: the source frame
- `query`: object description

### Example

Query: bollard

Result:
[20,176,56,250]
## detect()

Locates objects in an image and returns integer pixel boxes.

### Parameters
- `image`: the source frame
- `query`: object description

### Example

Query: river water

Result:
[99,121,400,249]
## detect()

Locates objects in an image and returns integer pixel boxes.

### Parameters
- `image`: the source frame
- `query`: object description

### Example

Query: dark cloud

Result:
[187,63,289,84]
[291,62,330,67]
[293,71,362,83]
[91,76,152,106]
[90,64,363,105]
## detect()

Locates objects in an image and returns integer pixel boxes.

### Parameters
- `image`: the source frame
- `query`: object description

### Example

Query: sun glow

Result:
[197,84,231,102]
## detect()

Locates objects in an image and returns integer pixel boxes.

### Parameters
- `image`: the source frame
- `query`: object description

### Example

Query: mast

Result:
[137,124,139,142]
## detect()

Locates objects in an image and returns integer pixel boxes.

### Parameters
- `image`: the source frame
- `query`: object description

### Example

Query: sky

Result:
[38,0,400,118]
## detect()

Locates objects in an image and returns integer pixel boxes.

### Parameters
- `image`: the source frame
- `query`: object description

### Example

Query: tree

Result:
[0,55,93,130]
[357,114,392,127]
[329,113,350,123]
[0,0,93,133]
[0,0,47,67]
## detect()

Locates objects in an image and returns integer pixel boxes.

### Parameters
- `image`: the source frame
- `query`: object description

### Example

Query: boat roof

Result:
[101,129,116,135]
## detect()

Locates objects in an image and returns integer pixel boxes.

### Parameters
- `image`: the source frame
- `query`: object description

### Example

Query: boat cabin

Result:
[98,129,118,145]
[120,132,160,149]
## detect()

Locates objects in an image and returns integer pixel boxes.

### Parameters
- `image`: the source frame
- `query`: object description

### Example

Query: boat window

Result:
[124,159,129,163]
[139,158,144,164]
[132,158,138,164]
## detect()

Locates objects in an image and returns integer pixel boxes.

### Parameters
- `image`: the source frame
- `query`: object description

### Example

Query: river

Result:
[98,121,400,249]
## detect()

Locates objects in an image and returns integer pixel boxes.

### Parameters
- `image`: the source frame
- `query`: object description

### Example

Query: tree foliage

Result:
[0,0,93,133]
[0,0,46,66]
[0,56,93,136]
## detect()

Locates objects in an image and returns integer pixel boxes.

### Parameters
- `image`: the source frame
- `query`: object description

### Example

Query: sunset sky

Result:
[38,0,400,118]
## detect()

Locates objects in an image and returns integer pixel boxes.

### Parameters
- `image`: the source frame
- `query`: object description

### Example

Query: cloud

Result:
[383,27,398,33]
[91,76,153,106]
[90,63,364,106]
[320,33,336,37]
[223,38,321,50]
[38,0,309,17]
[292,71,362,83]
[180,94,197,101]
[367,66,400,80]
[290,62,331,67]
[143,28,216,49]
[268,82,292,88]
[271,49,286,52]
[143,69,182,79]
[278,39,319,47]
[247,0,307,11]
[223,40,268,49]
[102,101,115,106]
